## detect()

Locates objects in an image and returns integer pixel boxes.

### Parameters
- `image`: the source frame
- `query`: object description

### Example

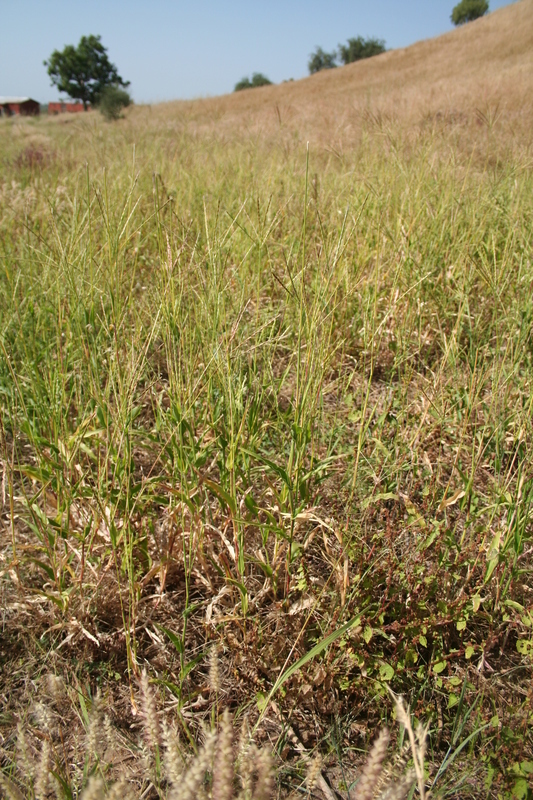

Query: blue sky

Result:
[1,0,517,104]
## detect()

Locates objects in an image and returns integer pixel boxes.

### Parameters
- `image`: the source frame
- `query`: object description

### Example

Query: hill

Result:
[151,0,533,147]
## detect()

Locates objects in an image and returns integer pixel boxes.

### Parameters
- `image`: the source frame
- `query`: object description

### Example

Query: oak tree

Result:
[308,47,337,74]
[451,0,489,25]
[45,35,130,110]
[338,37,386,65]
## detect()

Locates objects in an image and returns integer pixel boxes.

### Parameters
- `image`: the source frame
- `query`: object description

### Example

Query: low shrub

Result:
[98,85,132,120]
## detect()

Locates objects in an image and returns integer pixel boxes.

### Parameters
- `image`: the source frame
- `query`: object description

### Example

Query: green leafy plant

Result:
[451,0,489,25]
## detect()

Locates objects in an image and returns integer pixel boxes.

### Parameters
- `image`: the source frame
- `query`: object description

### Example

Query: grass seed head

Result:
[0,773,26,800]
[170,730,217,800]
[34,739,50,800]
[87,689,104,761]
[107,778,138,800]
[44,675,65,706]
[305,754,322,793]
[354,728,390,800]
[212,709,234,800]
[251,748,273,800]
[236,720,254,798]
[80,777,105,800]
[103,713,116,754]
[378,769,415,800]
[163,719,184,786]
[139,669,160,751]
[209,645,221,696]
[32,703,53,737]
[16,722,33,781]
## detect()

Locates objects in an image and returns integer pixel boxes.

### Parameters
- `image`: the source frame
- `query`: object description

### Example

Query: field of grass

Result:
[1,6,533,799]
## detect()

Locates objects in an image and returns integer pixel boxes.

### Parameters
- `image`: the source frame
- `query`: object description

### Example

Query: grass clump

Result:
[0,66,532,799]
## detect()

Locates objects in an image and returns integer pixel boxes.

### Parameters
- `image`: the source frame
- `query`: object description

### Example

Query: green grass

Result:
[0,108,532,799]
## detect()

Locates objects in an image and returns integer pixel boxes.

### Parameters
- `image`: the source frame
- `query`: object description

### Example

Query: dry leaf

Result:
[438,488,465,513]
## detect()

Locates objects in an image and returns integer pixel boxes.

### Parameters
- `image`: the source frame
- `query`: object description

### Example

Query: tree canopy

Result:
[45,35,130,110]
[234,73,273,91]
[338,37,386,65]
[451,0,489,25]
[308,47,337,75]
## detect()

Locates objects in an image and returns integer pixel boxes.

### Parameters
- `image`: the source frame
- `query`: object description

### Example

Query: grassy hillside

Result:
[150,0,533,146]
[1,3,532,799]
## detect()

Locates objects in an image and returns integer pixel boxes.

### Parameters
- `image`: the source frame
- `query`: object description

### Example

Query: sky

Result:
[1,0,518,104]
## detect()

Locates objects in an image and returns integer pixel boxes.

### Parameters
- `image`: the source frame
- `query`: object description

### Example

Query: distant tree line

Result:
[233,35,386,91]
[233,1,489,91]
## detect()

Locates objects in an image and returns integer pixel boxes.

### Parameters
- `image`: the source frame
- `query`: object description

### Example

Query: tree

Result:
[98,85,132,120]
[234,73,273,91]
[45,35,130,110]
[451,0,489,25]
[308,47,337,75]
[338,36,386,65]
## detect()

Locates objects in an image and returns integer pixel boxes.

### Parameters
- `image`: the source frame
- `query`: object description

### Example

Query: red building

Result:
[48,101,89,114]
[0,97,40,116]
